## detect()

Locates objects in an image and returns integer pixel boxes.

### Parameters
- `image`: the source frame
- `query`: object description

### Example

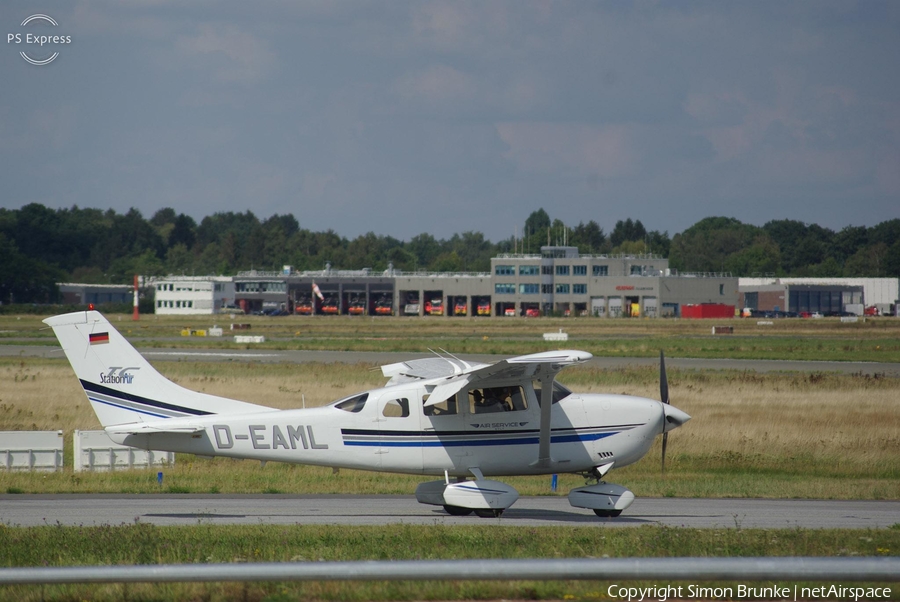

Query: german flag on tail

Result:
[89,332,109,345]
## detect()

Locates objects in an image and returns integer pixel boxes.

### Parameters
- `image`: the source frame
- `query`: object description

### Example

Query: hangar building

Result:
[224,247,737,318]
[58,283,133,306]
[739,277,898,315]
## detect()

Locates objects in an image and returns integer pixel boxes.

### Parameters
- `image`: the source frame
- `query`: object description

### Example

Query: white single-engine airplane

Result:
[45,310,690,518]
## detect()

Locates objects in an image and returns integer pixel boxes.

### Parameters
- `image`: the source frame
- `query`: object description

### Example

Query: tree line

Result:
[0,203,898,304]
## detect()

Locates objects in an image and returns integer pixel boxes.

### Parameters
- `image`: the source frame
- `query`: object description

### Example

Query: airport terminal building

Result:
[150,247,738,318]
[487,247,735,318]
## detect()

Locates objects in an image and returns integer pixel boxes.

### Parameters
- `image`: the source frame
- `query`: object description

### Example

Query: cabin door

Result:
[373,388,423,473]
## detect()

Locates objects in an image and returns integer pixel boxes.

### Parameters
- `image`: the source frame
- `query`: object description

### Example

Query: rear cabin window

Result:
[334,393,369,413]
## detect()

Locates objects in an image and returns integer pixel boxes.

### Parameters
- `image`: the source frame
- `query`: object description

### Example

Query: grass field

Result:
[3,312,900,362]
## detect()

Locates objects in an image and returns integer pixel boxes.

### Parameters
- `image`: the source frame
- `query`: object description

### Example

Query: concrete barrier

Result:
[543,330,568,341]
[234,335,266,344]
[74,430,174,472]
[0,430,63,471]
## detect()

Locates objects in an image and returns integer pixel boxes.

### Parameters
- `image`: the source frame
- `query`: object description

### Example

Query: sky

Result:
[2,1,899,242]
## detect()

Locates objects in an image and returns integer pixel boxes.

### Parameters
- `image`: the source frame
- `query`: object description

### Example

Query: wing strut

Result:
[533,373,554,468]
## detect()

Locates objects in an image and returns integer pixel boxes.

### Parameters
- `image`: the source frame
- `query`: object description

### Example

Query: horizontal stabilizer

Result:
[106,423,205,436]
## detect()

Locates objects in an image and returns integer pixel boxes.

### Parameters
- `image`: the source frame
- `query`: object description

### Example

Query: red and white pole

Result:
[133,275,140,321]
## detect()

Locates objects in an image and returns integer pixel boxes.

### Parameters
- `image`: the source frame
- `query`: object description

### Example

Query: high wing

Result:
[383,349,592,407]
[381,355,483,383]
[383,350,592,467]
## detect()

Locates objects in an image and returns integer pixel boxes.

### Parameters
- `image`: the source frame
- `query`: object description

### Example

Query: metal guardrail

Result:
[0,557,897,585]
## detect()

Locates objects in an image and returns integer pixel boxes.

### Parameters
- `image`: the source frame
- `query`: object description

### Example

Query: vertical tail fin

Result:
[43,310,274,427]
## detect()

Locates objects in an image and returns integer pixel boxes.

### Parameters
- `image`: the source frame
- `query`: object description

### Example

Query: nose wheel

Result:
[593,509,622,517]
[474,508,504,518]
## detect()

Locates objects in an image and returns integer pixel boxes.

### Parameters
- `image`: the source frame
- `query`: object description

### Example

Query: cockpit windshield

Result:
[533,380,572,406]
[333,392,369,413]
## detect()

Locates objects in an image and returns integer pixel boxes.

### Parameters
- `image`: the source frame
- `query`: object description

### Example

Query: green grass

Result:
[0,524,896,601]
[2,456,897,500]
[4,313,900,362]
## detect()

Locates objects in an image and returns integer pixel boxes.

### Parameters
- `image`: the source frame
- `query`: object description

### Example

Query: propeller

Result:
[659,349,669,476]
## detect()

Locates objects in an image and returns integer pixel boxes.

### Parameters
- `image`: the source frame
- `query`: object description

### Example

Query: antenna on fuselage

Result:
[438,348,473,371]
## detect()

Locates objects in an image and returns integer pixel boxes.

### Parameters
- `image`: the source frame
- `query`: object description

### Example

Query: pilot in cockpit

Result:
[475,387,512,413]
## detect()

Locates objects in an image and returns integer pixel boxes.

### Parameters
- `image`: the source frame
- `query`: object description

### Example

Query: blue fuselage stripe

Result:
[344,432,616,448]
[87,395,171,420]
[81,380,211,416]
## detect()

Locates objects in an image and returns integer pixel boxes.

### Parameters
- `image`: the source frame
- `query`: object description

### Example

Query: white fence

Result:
[74,430,174,472]
[0,430,63,471]
[0,430,173,472]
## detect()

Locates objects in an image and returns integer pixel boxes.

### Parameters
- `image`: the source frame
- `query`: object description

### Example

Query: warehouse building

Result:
[739,277,898,316]
[738,282,865,316]
[142,248,739,317]
[152,276,234,315]
[223,247,738,318]
[58,283,133,306]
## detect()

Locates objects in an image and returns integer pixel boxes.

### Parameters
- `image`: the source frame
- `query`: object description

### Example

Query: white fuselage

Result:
[115,381,665,477]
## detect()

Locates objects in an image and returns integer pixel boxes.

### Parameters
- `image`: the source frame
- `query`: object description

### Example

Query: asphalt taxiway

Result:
[2,344,899,376]
[1,495,897,529]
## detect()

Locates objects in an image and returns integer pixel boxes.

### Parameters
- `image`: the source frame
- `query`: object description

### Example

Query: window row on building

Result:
[235,282,286,293]
[495,283,588,295]
[157,300,195,309]
[494,264,652,277]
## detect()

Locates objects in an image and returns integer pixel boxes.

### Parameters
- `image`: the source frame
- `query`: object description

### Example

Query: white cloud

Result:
[496,122,639,179]
[395,64,476,106]
[176,23,276,84]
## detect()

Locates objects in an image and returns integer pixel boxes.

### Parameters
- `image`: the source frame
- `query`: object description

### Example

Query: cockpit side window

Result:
[424,393,458,416]
[382,398,410,418]
[334,392,369,413]
[469,385,527,414]
[532,380,571,406]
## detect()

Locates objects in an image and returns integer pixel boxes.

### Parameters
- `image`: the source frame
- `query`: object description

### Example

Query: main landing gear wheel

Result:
[593,509,622,518]
[474,508,504,518]
[443,505,473,516]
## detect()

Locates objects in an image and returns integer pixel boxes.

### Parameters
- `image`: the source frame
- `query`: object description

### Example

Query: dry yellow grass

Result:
[1,357,897,498]
[0,358,383,432]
